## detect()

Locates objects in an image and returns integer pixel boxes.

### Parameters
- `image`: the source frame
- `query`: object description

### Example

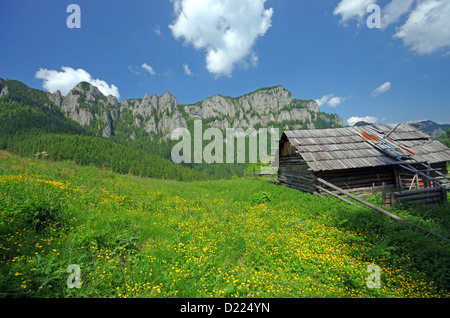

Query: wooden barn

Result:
[278,123,450,206]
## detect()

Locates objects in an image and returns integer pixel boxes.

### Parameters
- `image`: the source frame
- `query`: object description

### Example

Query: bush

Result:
[251,191,272,205]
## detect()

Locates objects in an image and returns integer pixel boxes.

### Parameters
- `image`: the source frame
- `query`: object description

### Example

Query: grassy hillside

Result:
[0,132,209,182]
[0,79,250,180]
[0,152,449,298]
[0,82,210,182]
[0,80,85,136]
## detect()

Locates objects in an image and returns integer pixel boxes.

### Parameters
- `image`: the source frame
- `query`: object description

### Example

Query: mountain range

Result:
[408,120,450,138]
[2,77,448,143]
[37,80,344,142]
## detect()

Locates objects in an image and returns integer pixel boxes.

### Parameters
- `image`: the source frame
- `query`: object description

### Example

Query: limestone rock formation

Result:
[49,82,344,142]
[0,85,8,98]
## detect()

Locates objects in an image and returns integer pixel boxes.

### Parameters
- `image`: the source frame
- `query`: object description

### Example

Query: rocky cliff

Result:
[47,82,119,138]
[45,82,344,141]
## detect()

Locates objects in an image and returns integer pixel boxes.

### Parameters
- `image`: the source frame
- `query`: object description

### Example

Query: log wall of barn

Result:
[278,155,317,193]
[315,166,397,192]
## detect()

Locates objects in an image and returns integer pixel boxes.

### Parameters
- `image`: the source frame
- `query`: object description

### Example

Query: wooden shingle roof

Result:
[282,123,450,172]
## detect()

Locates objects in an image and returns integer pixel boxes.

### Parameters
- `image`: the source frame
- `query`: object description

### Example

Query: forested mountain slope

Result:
[0,77,344,179]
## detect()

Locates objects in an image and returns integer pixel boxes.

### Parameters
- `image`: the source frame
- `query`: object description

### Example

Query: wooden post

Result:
[382,182,386,206]
[425,164,431,188]
[390,192,395,206]
[394,166,402,191]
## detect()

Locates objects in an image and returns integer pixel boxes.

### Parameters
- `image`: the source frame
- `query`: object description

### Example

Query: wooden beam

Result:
[317,178,412,224]
[317,185,359,206]
[408,198,442,205]
[395,187,443,196]
[394,166,403,190]
[395,192,442,201]
[316,177,449,242]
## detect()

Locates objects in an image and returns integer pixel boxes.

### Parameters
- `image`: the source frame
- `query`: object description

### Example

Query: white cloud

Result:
[347,116,378,126]
[250,53,259,68]
[154,24,162,36]
[315,94,346,108]
[394,0,450,54]
[129,63,157,76]
[333,0,376,24]
[315,94,334,107]
[128,66,141,75]
[141,63,156,76]
[381,0,414,30]
[35,66,120,98]
[333,0,450,55]
[169,0,273,77]
[372,81,391,97]
[328,96,345,107]
[183,63,193,76]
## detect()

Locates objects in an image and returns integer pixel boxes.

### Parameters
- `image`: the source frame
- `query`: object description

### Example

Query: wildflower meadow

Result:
[0,151,449,298]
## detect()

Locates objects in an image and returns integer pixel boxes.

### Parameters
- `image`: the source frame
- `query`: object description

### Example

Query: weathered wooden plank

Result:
[278,165,311,173]
[317,167,394,178]
[279,165,311,171]
[318,172,394,181]
[320,170,395,179]
[316,177,449,242]
[396,187,442,196]
[327,184,393,195]
[279,157,307,163]
[278,172,316,181]
[408,198,443,204]
[278,177,317,191]
[395,192,442,201]
[280,182,316,194]
[317,186,359,206]
[320,179,396,192]
[316,177,412,223]
[278,160,309,165]
[323,177,394,186]
[278,176,316,188]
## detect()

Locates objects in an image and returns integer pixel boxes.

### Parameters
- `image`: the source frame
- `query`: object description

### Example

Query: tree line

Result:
[1,131,210,182]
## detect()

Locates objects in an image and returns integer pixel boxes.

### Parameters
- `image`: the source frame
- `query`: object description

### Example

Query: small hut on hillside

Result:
[278,123,450,206]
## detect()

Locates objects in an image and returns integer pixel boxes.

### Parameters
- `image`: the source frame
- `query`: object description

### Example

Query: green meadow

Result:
[0,151,449,298]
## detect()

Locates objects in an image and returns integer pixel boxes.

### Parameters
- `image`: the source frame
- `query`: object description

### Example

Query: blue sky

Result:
[1,0,450,125]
